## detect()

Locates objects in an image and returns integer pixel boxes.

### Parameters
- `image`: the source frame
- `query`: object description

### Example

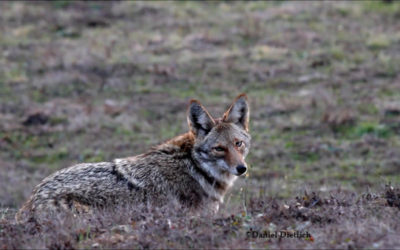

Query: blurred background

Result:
[0,1,399,210]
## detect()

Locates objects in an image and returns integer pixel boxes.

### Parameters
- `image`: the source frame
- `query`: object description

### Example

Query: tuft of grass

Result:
[358,103,379,116]
[329,46,346,61]
[366,34,391,50]
[354,122,392,138]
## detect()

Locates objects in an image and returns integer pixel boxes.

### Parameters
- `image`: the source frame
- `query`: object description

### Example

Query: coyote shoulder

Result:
[16,94,251,222]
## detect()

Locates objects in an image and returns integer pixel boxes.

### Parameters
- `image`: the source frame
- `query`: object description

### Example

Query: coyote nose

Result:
[236,165,247,175]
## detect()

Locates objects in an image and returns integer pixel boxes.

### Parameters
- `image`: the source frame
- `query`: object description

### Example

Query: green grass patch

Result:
[354,122,392,138]
[362,1,400,15]
[81,149,106,163]
[31,147,68,165]
[338,121,394,139]
[51,0,71,9]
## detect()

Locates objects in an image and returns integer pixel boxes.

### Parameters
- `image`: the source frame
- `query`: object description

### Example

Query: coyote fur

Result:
[16,94,251,222]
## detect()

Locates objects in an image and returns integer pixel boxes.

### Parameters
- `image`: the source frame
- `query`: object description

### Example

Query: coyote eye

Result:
[235,141,243,147]
[213,146,225,152]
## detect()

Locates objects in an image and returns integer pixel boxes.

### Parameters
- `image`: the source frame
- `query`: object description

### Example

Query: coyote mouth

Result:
[234,171,247,177]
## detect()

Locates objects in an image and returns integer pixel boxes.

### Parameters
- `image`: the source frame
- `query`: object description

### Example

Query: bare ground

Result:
[1,1,400,249]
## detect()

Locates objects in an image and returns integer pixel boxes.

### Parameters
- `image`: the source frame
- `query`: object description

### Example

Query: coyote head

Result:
[188,94,251,178]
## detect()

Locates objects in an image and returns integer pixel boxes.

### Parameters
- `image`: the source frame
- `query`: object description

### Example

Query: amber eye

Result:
[236,141,243,147]
[213,147,225,152]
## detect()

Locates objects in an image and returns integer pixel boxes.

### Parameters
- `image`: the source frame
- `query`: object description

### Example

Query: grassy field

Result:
[1,1,400,248]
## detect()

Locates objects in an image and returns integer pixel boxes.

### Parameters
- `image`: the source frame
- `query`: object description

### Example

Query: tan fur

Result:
[16,94,251,223]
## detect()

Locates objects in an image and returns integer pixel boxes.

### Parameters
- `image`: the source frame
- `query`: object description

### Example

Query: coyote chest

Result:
[16,94,251,222]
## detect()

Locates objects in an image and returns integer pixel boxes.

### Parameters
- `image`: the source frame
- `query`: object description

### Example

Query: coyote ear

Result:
[187,100,215,138]
[223,93,250,131]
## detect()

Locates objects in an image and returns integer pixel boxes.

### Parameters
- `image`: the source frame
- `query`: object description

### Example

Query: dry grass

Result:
[1,186,400,249]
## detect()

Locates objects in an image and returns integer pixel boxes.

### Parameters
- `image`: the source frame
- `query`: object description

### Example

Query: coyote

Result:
[16,94,251,222]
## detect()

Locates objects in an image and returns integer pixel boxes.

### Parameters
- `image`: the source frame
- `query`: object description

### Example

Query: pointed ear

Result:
[187,100,215,138]
[223,93,250,131]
